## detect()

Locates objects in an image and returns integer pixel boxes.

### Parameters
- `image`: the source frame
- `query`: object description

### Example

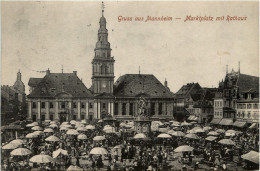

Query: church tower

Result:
[92,3,115,94]
[13,70,25,94]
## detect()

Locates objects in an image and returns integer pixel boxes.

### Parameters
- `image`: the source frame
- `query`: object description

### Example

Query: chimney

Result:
[73,71,77,75]
[164,78,168,88]
[46,68,50,75]
[226,65,228,74]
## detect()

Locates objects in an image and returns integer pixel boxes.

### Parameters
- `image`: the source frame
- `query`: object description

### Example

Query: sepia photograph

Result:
[1,1,259,170]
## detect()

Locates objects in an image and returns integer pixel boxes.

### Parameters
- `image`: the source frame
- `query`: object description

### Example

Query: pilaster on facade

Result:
[126,103,130,115]
[77,101,81,120]
[55,101,59,121]
[46,101,50,120]
[155,102,159,115]
[37,101,41,120]
[28,100,32,120]
[94,102,98,119]
[86,101,89,120]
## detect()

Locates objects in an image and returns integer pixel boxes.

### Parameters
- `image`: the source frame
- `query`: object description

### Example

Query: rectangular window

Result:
[130,103,134,115]
[89,103,93,109]
[73,102,77,108]
[32,102,36,109]
[158,103,163,115]
[41,102,45,109]
[32,115,36,121]
[61,102,65,109]
[73,115,77,120]
[103,103,106,109]
[50,102,53,108]
[41,114,45,121]
[81,115,85,120]
[81,103,85,108]
[151,103,155,115]
[122,103,126,115]
[114,103,118,115]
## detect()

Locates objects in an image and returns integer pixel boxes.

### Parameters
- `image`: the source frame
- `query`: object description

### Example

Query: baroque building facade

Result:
[26,8,175,122]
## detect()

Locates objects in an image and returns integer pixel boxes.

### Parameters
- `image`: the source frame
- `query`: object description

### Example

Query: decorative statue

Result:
[137,97,146,116]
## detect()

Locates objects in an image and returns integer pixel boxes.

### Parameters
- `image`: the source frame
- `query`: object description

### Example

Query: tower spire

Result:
[238,61,240,73]
[101,1,105,16]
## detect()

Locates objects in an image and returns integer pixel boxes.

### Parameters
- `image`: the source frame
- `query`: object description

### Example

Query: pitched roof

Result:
[238,74,259,93]
[27,73,93,98]
[113,74,174,98]
[28,78,42,87]
[175,83,202,98]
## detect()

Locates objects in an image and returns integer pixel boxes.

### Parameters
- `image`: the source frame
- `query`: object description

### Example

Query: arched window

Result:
[105,66,109,74]
[248,112,251,118]
[101,65,104,74]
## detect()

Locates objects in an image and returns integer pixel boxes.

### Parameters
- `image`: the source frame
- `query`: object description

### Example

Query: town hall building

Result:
[27,7,175,123]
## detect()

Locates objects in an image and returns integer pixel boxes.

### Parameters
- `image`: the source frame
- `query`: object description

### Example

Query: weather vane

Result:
[101,2,105,15]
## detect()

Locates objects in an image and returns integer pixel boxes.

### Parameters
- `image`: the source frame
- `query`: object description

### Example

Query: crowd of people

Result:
[1,119,259,171]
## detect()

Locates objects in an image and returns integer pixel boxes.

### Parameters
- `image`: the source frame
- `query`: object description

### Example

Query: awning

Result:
[188,115,198,121]
[249,123,258,129]
[219,119,233,126]
[210,118,221,124]
[233,121,247,128]
[188,115,195,120]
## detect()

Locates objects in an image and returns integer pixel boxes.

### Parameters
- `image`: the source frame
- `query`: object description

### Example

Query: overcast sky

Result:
[1,1,259,94]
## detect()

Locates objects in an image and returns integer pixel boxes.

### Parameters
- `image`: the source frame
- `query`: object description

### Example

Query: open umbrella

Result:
[30,152,54,163]
[76,127,87,132]
[50,121,56,124]
[185,133,199,139]
[205,136,218,141]
[86,125,95,130]
[49,124,58,128]
[33,131,44,136]
[203,126,212,131]
[9,139,25,145]
[93,136,105,141]
[66,165,84,171]
[61,122,69,125]
[60,127,69,131]
[53,148,68,158]
[90,147,108,155]
[44,128,54,133]
[208,131,219,136]
[11,148,32,156]
[97,119,103,123]
[64,124,73,128]
[70,120,76,125]
[174,145,194,152]
[77,134,87,140]
[216,129,225,133]
[241,151,259,164]
[218,139,236,146]
[26,123,35,127]
[31,126,43,131]
[66,129,79,135]
[133,133,146,139]
[45,135,60,142]
[2,143,20,150]
[181,122,191,126]
[81,120,87,124]
[157,133,171,138]
[171,131,185,137]
[26,133,38,139]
